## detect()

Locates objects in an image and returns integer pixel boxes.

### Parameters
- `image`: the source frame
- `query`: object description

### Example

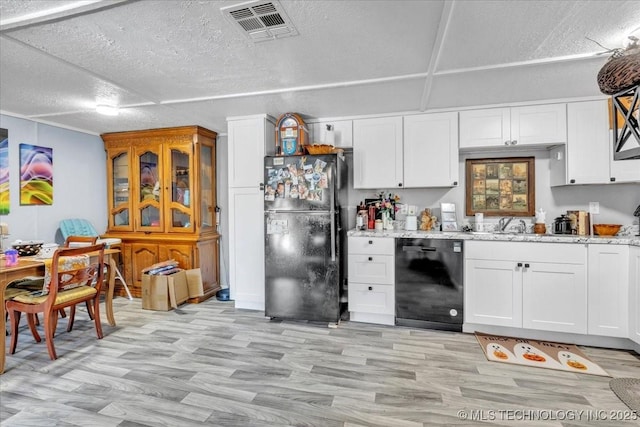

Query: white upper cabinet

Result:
[551,101,611,186]
[227,115,275,189]
[353,113,459,189]
[353,116,404,189]
[549,100,640,186]
[403,112,459,188]
[459,107,510,149]
[460,104,567,150]
[609,129,640,183]
[309,120,353,147]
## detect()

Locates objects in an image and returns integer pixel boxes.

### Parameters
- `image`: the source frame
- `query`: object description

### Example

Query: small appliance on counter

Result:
[553,215,572,234]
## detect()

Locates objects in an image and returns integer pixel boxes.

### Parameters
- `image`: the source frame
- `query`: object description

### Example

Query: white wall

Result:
[0,114,107,246]
[346,148,640,233]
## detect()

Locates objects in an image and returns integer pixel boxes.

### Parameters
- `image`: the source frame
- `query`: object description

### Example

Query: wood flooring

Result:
[2,297,640,426]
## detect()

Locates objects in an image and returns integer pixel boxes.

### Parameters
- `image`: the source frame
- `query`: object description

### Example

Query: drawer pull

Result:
[517,262,522,267]
[524,263,530,268]
[368,286,373,291]
[368,257,373,261]
[368,240,373,244]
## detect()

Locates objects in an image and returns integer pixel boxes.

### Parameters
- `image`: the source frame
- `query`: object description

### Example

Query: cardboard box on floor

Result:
[185,268,204,298]
[142,270,189,311]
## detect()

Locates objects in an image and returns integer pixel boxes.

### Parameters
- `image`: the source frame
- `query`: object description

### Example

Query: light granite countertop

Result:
[346,229,640,247]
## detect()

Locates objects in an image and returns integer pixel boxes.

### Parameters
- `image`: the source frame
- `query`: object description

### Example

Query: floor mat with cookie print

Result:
[475,332,610,376]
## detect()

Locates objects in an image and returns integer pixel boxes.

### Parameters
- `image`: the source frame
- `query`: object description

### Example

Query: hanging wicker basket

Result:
[597,50,640,95]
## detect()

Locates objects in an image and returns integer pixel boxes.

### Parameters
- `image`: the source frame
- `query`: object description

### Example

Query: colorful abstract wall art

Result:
[19,143,53,205]
[0,128,8,214]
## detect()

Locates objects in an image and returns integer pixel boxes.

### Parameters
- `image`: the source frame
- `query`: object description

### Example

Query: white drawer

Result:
[348,236,394,255]
[348,282,394,315]
[348,254,394,284]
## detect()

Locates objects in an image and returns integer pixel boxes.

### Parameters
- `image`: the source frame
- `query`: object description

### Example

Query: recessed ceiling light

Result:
[96,104,119,116]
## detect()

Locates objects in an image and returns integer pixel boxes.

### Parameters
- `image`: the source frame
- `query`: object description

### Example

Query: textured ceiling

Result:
[1,0,639,136]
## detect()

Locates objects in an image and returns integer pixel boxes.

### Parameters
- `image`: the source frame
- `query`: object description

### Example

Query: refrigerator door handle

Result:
[330,213,336,262]
[330,161,336,262]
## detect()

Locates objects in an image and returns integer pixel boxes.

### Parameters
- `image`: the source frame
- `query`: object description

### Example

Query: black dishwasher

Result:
[395,238,464,331]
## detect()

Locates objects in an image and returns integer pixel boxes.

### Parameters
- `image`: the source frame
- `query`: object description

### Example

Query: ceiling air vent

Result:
[221,0,298,42]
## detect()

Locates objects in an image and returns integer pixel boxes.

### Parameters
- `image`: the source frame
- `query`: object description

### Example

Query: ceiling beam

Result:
[419,0,455,111]
[0,0,133,32]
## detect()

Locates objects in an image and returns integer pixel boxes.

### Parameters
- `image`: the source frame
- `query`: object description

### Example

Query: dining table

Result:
[0,248,120,374]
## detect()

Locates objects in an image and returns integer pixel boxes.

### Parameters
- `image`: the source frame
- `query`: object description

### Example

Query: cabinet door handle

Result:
[504,141,510,146]
[398,183,403,187]
[453,181,458,186]
[368,257,373,261]
[524,263,530,268]
[610,177,616,182]
[259,183,265,191]
[511,140,518,145]
[517,262,523,267]
[368,286,373,291]
[368,240,373,244]
[570,179,575,184]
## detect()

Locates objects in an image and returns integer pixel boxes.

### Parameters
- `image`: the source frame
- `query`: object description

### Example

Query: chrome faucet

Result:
[498,216,514,232]
[517,219,527,234]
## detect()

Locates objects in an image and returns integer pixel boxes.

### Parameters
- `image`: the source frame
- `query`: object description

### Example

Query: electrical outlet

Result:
[589,202,600,214]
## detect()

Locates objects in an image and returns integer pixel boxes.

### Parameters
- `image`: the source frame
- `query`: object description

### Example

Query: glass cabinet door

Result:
[136,148,162,231]
[168,145,193,232]
[200,144,215,230]
[109,149,132,231]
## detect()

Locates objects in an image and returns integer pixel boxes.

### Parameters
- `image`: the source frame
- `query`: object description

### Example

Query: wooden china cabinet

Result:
[101,126,220,302]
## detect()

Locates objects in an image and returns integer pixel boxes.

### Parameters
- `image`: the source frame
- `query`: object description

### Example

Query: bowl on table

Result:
[592,224,622,236]
[11,240,44,256]
[38,243,59,259]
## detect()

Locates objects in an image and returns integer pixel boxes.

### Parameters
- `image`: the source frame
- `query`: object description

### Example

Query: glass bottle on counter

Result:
[356,202,368,231]
[368,205,376,229]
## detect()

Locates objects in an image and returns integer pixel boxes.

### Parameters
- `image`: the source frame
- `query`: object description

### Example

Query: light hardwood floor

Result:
[2,297,639,426]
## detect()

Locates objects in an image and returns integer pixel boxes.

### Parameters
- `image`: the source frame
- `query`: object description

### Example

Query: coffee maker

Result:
[553,215,572,234]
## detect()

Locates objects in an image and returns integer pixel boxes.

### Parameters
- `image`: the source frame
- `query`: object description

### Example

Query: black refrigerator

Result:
[264,153,347,324]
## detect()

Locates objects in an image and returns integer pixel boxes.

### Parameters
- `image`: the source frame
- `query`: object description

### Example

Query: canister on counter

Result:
[5,248,18,266]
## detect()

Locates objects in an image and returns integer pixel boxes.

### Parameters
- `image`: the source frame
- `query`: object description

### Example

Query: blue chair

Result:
[59,219,132,300]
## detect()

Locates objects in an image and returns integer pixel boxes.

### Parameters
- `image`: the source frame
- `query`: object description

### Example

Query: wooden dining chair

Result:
[64,235,98,248]
[63,235,100,326]
[6,243,106,360]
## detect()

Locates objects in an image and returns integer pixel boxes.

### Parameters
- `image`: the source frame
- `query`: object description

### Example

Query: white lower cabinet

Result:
[228,187,265,310]
[588,244,629,337]
[522,261,586,334]
[347,236,395,325]
[630,246,640,345]
[465,241,587,334]
[465,258,521,327]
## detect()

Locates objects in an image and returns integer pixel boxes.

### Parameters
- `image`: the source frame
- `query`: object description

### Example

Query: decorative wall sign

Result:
[465,157,535,217]
[19,143,53,205]
[0,128,8,214]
